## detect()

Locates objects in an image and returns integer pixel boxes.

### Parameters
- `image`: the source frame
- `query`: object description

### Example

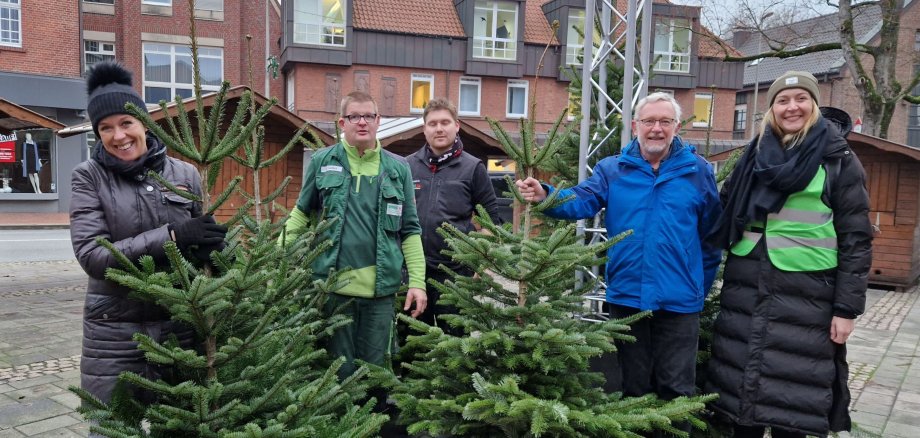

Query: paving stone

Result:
[854,392,896,416]
[850,410,887,428]
[0,429,25,438]
[0,386,11,395]
[7,376,61,391]
[13,415,80,436]
[885,422,920,437]
[861,381,899,396]
[29,429,86,438]
[48,394,80,411]
[0,399,72,430]
[888,409,920,426]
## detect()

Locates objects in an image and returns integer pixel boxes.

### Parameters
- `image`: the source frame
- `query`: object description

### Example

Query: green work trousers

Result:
[324,293,395,380]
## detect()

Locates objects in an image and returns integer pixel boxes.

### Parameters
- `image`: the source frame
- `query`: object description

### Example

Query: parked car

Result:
[490,172,514,225]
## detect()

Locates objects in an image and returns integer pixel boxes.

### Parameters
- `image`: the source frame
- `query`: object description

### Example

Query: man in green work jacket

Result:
[283,90,427,378]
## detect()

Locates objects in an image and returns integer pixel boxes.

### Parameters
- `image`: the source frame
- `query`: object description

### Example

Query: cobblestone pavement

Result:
[1,259,919,437]
[0,259,88,437]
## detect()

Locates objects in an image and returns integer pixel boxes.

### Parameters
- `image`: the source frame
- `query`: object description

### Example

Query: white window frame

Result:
[142,0,171,5]
[410,73,434,114]
[693,92,713,128]
[84,40,116,72]
[196,0,223,11]
[506,79,529,119]
[473,0,518,60]
[566,10,586,65]
[458,77,482,116]
[142,43,223,104]
[293,0,346,47]
[286,73,296,112]
[654,18,691,73]
[0,0,21,48]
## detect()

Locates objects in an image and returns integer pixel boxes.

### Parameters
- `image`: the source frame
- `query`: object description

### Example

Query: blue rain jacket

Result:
[544,137,722,313]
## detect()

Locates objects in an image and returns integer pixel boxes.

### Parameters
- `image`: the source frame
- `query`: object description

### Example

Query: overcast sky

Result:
[669,0,839,38]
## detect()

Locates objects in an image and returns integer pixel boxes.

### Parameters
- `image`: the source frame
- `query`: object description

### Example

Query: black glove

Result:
[169,215,227,251]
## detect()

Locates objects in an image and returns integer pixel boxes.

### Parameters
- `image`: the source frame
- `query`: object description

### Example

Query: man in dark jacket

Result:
[408,98,501,332]
[516,93,722,431]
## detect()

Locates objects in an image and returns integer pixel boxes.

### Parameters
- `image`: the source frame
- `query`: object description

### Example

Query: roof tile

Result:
[525,0,558,45]
[353,0,466,38]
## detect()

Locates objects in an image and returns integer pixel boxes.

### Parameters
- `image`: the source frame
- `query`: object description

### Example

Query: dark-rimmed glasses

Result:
[344,113,378,124]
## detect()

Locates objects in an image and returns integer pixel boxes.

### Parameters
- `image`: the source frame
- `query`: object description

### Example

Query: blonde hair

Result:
[757,96,820,149]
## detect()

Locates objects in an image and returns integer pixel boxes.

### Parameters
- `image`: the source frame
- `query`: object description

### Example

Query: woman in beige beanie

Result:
[704,71,873,437]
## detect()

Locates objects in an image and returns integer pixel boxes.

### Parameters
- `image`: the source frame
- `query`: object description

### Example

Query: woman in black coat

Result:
[705,71,873,437]
[69,62,226,413]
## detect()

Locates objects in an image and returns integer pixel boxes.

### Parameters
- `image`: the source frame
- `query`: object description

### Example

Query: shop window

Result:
[0,129,56,194]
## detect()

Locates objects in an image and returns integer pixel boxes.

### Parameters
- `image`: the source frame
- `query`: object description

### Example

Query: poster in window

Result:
[0,133,17,163]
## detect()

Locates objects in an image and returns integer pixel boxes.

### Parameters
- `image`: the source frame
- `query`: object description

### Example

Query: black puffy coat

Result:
[70,137,200,403]
[705,127,872,436]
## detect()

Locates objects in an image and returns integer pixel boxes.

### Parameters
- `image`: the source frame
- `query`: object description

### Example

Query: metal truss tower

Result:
[577,0,651,321]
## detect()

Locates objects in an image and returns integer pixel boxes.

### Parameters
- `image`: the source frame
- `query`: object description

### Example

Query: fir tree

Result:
[378,99,715,438]
[69,1,385,436]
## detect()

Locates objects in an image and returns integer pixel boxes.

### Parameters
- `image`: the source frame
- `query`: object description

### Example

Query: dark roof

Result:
[737,5,882,86]
[0,98,66,135]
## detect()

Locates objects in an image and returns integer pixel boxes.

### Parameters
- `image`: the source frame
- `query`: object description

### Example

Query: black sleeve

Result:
[471,161,502,225]
[829,151,873,317]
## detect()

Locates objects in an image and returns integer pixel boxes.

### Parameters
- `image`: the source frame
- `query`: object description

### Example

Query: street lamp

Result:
[751,11,774,133]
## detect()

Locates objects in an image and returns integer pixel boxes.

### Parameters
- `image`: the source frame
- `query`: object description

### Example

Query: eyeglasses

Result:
[344,113,378,124]
[638,118,675,128]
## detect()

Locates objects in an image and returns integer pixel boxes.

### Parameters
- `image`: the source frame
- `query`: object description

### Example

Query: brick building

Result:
[0,0,85,213]
[0,0,284,215]
[732,3,920,148]
[279,0,742,156]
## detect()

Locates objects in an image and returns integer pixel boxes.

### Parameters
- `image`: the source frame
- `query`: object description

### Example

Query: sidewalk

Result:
[0,259,918,436]
[0,213,70,230]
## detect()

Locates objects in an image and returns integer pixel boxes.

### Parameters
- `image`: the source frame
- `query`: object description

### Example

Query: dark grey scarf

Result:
[92,133,167,181]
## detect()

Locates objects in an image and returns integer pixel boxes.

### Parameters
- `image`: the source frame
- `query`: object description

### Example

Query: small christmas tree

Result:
[379,107,715,436]
[70,1,385,436]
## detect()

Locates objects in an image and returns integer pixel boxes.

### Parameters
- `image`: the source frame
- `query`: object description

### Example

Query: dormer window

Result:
[473,1,518,60]
[653,18,691,73]
[294,0,346,47]
[566,9,586,65]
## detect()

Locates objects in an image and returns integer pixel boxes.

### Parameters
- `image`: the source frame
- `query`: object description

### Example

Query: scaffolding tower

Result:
[577,0,651,322]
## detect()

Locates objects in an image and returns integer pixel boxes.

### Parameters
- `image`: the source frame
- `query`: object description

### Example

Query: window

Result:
[566,9,586,65]
[506,79,528,118]
[915,30,920,52]
[197,0,222,11]
[410,73,434,113]
[458,77,481,116]
[693,93,713,127]
[85,40,116,72]
[143,0,171,5]
[84,0,115,4]
[733,104,747,139]
[0,129,56,194]
[143,43,223,104]
[654,18,691,73]
[473,1,518,60]
[0,0,21,47]
[294,0,346,46]
[286,73,295,112]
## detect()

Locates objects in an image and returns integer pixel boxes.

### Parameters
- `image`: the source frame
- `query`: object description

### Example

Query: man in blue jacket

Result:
[516,92,722,409]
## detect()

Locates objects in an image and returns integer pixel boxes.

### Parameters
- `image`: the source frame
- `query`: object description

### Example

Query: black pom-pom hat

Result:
[85,61,148,136]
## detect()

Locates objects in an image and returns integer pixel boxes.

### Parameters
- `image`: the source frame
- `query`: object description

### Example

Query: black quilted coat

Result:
[705,125,873,436]
[69,137,200,403]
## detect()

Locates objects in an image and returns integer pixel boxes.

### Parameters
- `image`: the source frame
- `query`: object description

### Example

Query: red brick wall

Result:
[83,0,282,100]
[289,63,573,136]
[0,0,81,78]
[674,87,738,143]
